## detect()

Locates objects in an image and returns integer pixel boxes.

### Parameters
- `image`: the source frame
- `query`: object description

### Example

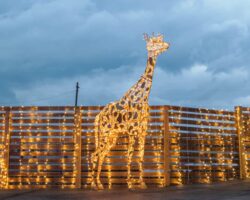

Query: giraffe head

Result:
[144,33,169,58]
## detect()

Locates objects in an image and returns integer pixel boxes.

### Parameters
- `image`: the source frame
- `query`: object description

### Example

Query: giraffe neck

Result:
[120,56,157,105]
[144,56,156,81]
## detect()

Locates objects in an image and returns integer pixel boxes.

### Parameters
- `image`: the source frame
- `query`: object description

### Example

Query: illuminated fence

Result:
[168,106,239,184]
[235,106,250,179]
[1,106,78,189]
[0,105,248,189]
[0,108,7,188]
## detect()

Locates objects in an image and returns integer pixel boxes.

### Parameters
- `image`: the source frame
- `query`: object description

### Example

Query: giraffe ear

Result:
[143,33,149,41]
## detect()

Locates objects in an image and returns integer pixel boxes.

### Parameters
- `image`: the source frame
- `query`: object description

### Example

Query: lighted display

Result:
[90,33,169,190]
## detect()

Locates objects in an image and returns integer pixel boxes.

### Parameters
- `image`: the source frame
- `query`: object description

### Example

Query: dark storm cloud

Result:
[0,0,250,108]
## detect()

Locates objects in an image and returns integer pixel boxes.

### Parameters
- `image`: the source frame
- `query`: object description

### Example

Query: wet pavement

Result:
[0,180,250,200]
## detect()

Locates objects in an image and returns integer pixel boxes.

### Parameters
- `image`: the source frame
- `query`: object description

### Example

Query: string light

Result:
[0,105,248,189]
[167,106,239,185]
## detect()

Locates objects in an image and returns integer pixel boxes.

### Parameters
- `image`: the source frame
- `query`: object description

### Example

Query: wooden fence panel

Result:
[7,107,77,189]
[235,106,250,179]
[0,108,9,189]
[167,105,239,185]
[0,105,248,189]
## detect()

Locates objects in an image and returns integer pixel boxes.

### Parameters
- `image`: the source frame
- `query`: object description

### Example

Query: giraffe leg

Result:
[96,152,105,190]
[96,136,118,190]
[138,134,147,189]
[90,149,100,190]
[127,136,135,189]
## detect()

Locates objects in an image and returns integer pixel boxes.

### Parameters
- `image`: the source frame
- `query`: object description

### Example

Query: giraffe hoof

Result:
[128,186,134,190]
[91,182,98,190]
[97,183,104,190]
[127,182,133,190]
[97,179,104,190]
[139,182,147,189]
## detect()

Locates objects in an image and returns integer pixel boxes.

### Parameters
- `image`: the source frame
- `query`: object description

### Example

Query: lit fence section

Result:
[0,107,8,188]
[168,106,239,184]
[7,107,77,189]
[0,105,248,189]
[235,106,250,179]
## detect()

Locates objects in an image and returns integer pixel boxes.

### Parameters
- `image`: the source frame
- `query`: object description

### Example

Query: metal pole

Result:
[75,82,80,107]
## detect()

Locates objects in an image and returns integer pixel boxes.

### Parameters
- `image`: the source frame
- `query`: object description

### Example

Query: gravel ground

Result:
[0,180,250,200]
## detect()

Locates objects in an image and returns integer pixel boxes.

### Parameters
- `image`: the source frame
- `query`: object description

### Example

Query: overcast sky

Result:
[0,0,250,109]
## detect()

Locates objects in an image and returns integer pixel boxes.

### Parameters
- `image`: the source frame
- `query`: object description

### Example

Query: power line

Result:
[19,90,75,105]
[0,90,75,106]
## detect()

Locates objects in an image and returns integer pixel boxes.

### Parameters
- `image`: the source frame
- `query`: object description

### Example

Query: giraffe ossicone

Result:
[90,33,170,190]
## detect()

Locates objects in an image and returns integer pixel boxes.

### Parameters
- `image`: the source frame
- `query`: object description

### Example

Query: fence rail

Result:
[0,105,249,189]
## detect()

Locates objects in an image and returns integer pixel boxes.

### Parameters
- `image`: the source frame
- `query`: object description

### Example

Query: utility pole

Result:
[74,82,81,189]
[75,82,80,107]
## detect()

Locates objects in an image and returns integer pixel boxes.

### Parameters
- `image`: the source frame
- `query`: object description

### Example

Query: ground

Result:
[0,180,250,200]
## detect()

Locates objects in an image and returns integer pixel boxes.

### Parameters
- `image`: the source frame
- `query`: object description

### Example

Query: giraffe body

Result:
[90,34,169,190]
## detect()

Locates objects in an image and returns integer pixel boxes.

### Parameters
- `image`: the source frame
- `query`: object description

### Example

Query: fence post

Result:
[74,107,82,188]
[235,106,247,179]
[163,105,170,187]
[1,107,11,189]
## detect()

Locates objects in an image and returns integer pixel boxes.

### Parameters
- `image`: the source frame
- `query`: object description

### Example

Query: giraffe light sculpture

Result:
[90,33,170,190]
